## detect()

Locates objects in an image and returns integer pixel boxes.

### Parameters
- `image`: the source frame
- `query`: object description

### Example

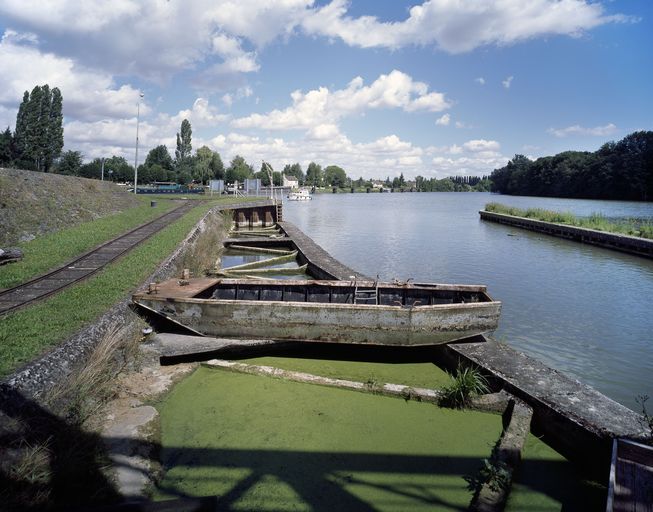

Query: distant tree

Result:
[305,162,322,187]
[175,119,192,165]
[55,150,83,175]
[283,162,304,185]
[489,132,653,200]
[194,146,223,184]
[13,91,29,165]
[47,87,64,171]
[104,155,133,182]
[225,155,254,183]
[78,158,102,179]
[145,145,174,171]
[210,151,225,180]
[323,165,347,188]
[0,127,12,166]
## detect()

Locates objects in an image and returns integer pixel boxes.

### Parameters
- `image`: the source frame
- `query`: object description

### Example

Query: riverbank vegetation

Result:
[0,202,222,378]
[490,131,653,201]
[485,202,653,240]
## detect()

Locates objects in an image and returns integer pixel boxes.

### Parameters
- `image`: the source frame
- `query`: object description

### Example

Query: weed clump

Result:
[440,363,489,408]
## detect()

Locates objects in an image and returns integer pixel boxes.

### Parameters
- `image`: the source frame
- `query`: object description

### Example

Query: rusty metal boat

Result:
[132,277,501,346]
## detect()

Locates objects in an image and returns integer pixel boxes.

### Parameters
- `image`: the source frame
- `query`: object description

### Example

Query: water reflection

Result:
[283,192,653,411]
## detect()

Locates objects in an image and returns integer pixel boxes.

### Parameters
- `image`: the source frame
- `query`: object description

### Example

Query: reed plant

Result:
[440,363,489,408]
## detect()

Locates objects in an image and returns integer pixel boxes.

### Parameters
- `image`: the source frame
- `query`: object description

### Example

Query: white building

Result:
[283,175,299,189]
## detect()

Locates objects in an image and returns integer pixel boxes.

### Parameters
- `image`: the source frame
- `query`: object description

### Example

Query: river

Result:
[282,192,653,412]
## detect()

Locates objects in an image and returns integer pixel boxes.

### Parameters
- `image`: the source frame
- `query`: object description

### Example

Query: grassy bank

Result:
[0,202,220,378]
[485,202,653,240]
[0,197,176,289]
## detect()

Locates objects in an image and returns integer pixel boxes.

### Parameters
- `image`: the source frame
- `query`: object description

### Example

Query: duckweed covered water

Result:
[154,367,502,510]
[506,433,606,511]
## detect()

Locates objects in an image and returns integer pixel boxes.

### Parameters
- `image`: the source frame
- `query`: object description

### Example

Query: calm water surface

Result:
[283,192,653,411]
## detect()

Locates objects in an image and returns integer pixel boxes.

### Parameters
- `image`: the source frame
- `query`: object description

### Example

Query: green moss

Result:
[238,356,452,389]
[505,433,606,511]
[154,367,503,510]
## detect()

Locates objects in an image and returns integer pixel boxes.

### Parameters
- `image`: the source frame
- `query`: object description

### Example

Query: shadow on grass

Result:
[0,382,605,511]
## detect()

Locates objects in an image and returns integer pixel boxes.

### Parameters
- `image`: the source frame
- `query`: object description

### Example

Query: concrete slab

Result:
[150,332,291,361]
[447,338,647,477]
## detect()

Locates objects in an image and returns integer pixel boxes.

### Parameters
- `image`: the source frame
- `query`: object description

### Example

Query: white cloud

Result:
[547,123,618,137]
[0,30,143,122]
[435,113,450,126]
[0,1,313,82]
[502,76,514,89]
[301,0,634,54]
[475,77,485,85]
[463,139,500,152]
[233,70,451,130]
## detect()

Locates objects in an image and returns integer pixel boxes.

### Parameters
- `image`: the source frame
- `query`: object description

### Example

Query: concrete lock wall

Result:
[234,205,279,228]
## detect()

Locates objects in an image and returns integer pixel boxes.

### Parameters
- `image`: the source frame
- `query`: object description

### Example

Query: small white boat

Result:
[287,189,312,201]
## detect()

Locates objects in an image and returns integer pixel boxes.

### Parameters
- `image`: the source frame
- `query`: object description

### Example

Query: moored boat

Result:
[287,188,312,201]
[132,277,501,346]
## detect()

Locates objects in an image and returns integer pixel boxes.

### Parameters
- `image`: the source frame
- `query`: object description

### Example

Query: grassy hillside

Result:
[0,168,141,246]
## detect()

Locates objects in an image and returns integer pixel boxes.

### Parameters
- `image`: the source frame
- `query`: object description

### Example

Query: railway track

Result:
[0,201,197,316]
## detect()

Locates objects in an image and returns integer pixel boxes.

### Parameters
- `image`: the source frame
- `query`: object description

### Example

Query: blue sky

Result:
[0,1,651,179]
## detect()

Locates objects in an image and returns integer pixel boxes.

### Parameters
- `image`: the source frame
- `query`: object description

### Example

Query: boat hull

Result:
[133,296,501,346]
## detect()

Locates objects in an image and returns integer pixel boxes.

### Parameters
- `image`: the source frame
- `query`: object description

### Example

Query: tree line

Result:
[490,131,653,201]
[0,85,498,192]
[415,175,491,192]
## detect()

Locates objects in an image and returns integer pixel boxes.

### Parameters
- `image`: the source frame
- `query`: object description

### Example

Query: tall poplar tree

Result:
[12,85,64,172]
[175,119,192,163]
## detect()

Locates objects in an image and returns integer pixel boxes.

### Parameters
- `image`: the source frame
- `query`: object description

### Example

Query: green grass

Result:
[0,202,216,378]
[485,202,653,240]
[154,366,503,511]
[0,196,263,290]
[0,197,177,289]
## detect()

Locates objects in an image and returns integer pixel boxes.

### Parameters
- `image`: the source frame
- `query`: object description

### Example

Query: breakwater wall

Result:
[480,210,653,259]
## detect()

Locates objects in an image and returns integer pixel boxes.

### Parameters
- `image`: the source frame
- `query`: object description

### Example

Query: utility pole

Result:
[133,93,144,194]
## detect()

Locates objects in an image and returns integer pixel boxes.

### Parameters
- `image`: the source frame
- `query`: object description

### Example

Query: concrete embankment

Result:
[480,210,653,259]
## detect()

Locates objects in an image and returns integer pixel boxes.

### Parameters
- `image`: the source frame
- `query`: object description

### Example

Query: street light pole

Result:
[101,157,105,181]
[133,93,144,194]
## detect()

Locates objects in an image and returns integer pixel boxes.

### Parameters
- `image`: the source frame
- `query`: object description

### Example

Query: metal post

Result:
[134,93,144,194]
[101,157,105,181]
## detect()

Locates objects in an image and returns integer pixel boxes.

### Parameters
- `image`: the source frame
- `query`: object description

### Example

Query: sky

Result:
[0,0,651,180]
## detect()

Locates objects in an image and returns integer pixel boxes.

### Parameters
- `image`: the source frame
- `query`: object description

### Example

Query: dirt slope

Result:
[0,168,140,246]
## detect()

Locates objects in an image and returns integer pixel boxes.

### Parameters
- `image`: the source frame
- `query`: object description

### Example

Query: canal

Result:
[282,192,653,411]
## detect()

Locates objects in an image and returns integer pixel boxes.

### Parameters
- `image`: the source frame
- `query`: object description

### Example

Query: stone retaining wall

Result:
[480,210,653,258]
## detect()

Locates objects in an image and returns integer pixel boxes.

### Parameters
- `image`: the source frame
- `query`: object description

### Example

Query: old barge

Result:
[133,277,501,346]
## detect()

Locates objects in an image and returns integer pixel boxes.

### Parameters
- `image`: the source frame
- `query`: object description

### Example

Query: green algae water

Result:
[155,366,502,511]
[506,434,606,511]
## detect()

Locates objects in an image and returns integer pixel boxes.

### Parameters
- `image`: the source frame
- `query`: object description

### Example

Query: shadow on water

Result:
[159,337,491,368]
[0,382,606,511]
